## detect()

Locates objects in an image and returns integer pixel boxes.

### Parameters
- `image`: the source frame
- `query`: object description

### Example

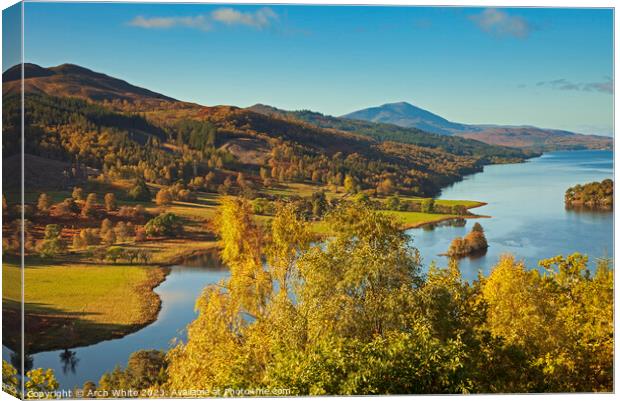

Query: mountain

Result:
[248,104,532,161]
[342,101,471,136]
[3,63,177,104]
[342,102,612,151]
[4,62,514,196]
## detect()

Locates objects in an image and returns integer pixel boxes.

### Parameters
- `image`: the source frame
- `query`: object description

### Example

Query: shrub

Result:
[145,213,183,237]
[128,180,151,202]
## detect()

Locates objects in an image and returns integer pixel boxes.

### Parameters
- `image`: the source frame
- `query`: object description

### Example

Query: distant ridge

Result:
[342,101,472,136]
[2,62,177,103]
[342,101,612,151]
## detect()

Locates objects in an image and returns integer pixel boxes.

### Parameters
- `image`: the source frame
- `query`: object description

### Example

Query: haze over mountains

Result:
[342,102,612,151]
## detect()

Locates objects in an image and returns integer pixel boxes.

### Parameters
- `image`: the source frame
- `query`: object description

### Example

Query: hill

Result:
[341,101,470,136]
[248,104,531,161]
[342,102,612,151]
[3,63,178,105]
[3,63,514,197]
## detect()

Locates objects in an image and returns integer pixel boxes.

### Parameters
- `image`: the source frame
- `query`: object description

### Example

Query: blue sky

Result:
[8,3,615,135]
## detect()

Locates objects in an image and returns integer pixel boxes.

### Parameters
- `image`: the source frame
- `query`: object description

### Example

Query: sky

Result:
[4,2,614,136]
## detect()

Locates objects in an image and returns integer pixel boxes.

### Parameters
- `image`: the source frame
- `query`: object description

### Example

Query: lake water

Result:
[410,150,613,282]
[4,150,613,390]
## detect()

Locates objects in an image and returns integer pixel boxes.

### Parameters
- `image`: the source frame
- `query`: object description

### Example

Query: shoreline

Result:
[401,202,490,230]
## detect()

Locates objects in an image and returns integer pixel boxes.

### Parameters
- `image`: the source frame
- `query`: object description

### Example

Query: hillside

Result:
[2,63,537,197]
[343,102,612,151]
[457,126,613,151]
[248,104,531,161]
[2,64,494,197]
[3,63,178,105]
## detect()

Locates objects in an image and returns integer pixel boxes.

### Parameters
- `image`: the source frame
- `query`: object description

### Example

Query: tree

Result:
[57,198,80,217]
[386,195,401,210]
[100,218,114,234]
[377,178,394,195]
[447,223,488,257]
[36,224,65,257]
[115,221,134,241]
[37,193,51,214]
[104,193,117,212]
[82,381,97,398]
[420,198,435,213]
[155,188,173,207]
[311,191,328,218]
[25,368,59,395]
[72,187,84,201]
[102,229,117,245]
[81,193,99,218]
[164,203,469,395]
[135,227,147,242]
[343,175,359,194]
[144,213,183,237]
[128,180,151,202]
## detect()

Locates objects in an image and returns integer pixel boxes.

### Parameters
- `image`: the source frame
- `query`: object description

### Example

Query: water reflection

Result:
[59,349,79,375]
[420,218,467,231]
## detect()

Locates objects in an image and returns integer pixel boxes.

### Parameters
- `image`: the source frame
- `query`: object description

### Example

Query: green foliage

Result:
[420,198,435,213]
[144,213,183,237]
[36,224,65,257]
[128,179,151,201]
[98,350,167,395]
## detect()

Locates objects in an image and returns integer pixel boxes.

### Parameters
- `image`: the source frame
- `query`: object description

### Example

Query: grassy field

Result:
[2,259,167,353]
[382,210,462,229]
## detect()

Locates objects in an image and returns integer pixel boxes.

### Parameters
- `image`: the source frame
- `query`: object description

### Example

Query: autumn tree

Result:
[72,187,83,201]
[343,175,359,194]
[81,193,99,218]
[104,193,117,212]
[155,188,173,207]
[37,193,51,214]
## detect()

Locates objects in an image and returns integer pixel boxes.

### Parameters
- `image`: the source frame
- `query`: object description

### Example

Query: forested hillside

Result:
[248,104,533,161]
[3,63,533,197]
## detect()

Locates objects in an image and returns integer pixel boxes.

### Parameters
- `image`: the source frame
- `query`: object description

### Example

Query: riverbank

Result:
[2,258,169,354]
[395,201,489,230]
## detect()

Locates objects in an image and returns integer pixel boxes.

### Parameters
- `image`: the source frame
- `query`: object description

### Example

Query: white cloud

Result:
[128,7,278,32]
[129,15,212,31]
[470,8,531,38]
[211,7,278,29]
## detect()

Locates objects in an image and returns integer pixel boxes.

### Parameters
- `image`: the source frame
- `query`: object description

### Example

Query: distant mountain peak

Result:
[342,101,612,150]
[342,101,470,136]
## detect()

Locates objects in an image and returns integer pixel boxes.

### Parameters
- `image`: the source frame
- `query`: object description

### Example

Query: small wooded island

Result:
[565,179,613,209]
[446,222,489,257]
